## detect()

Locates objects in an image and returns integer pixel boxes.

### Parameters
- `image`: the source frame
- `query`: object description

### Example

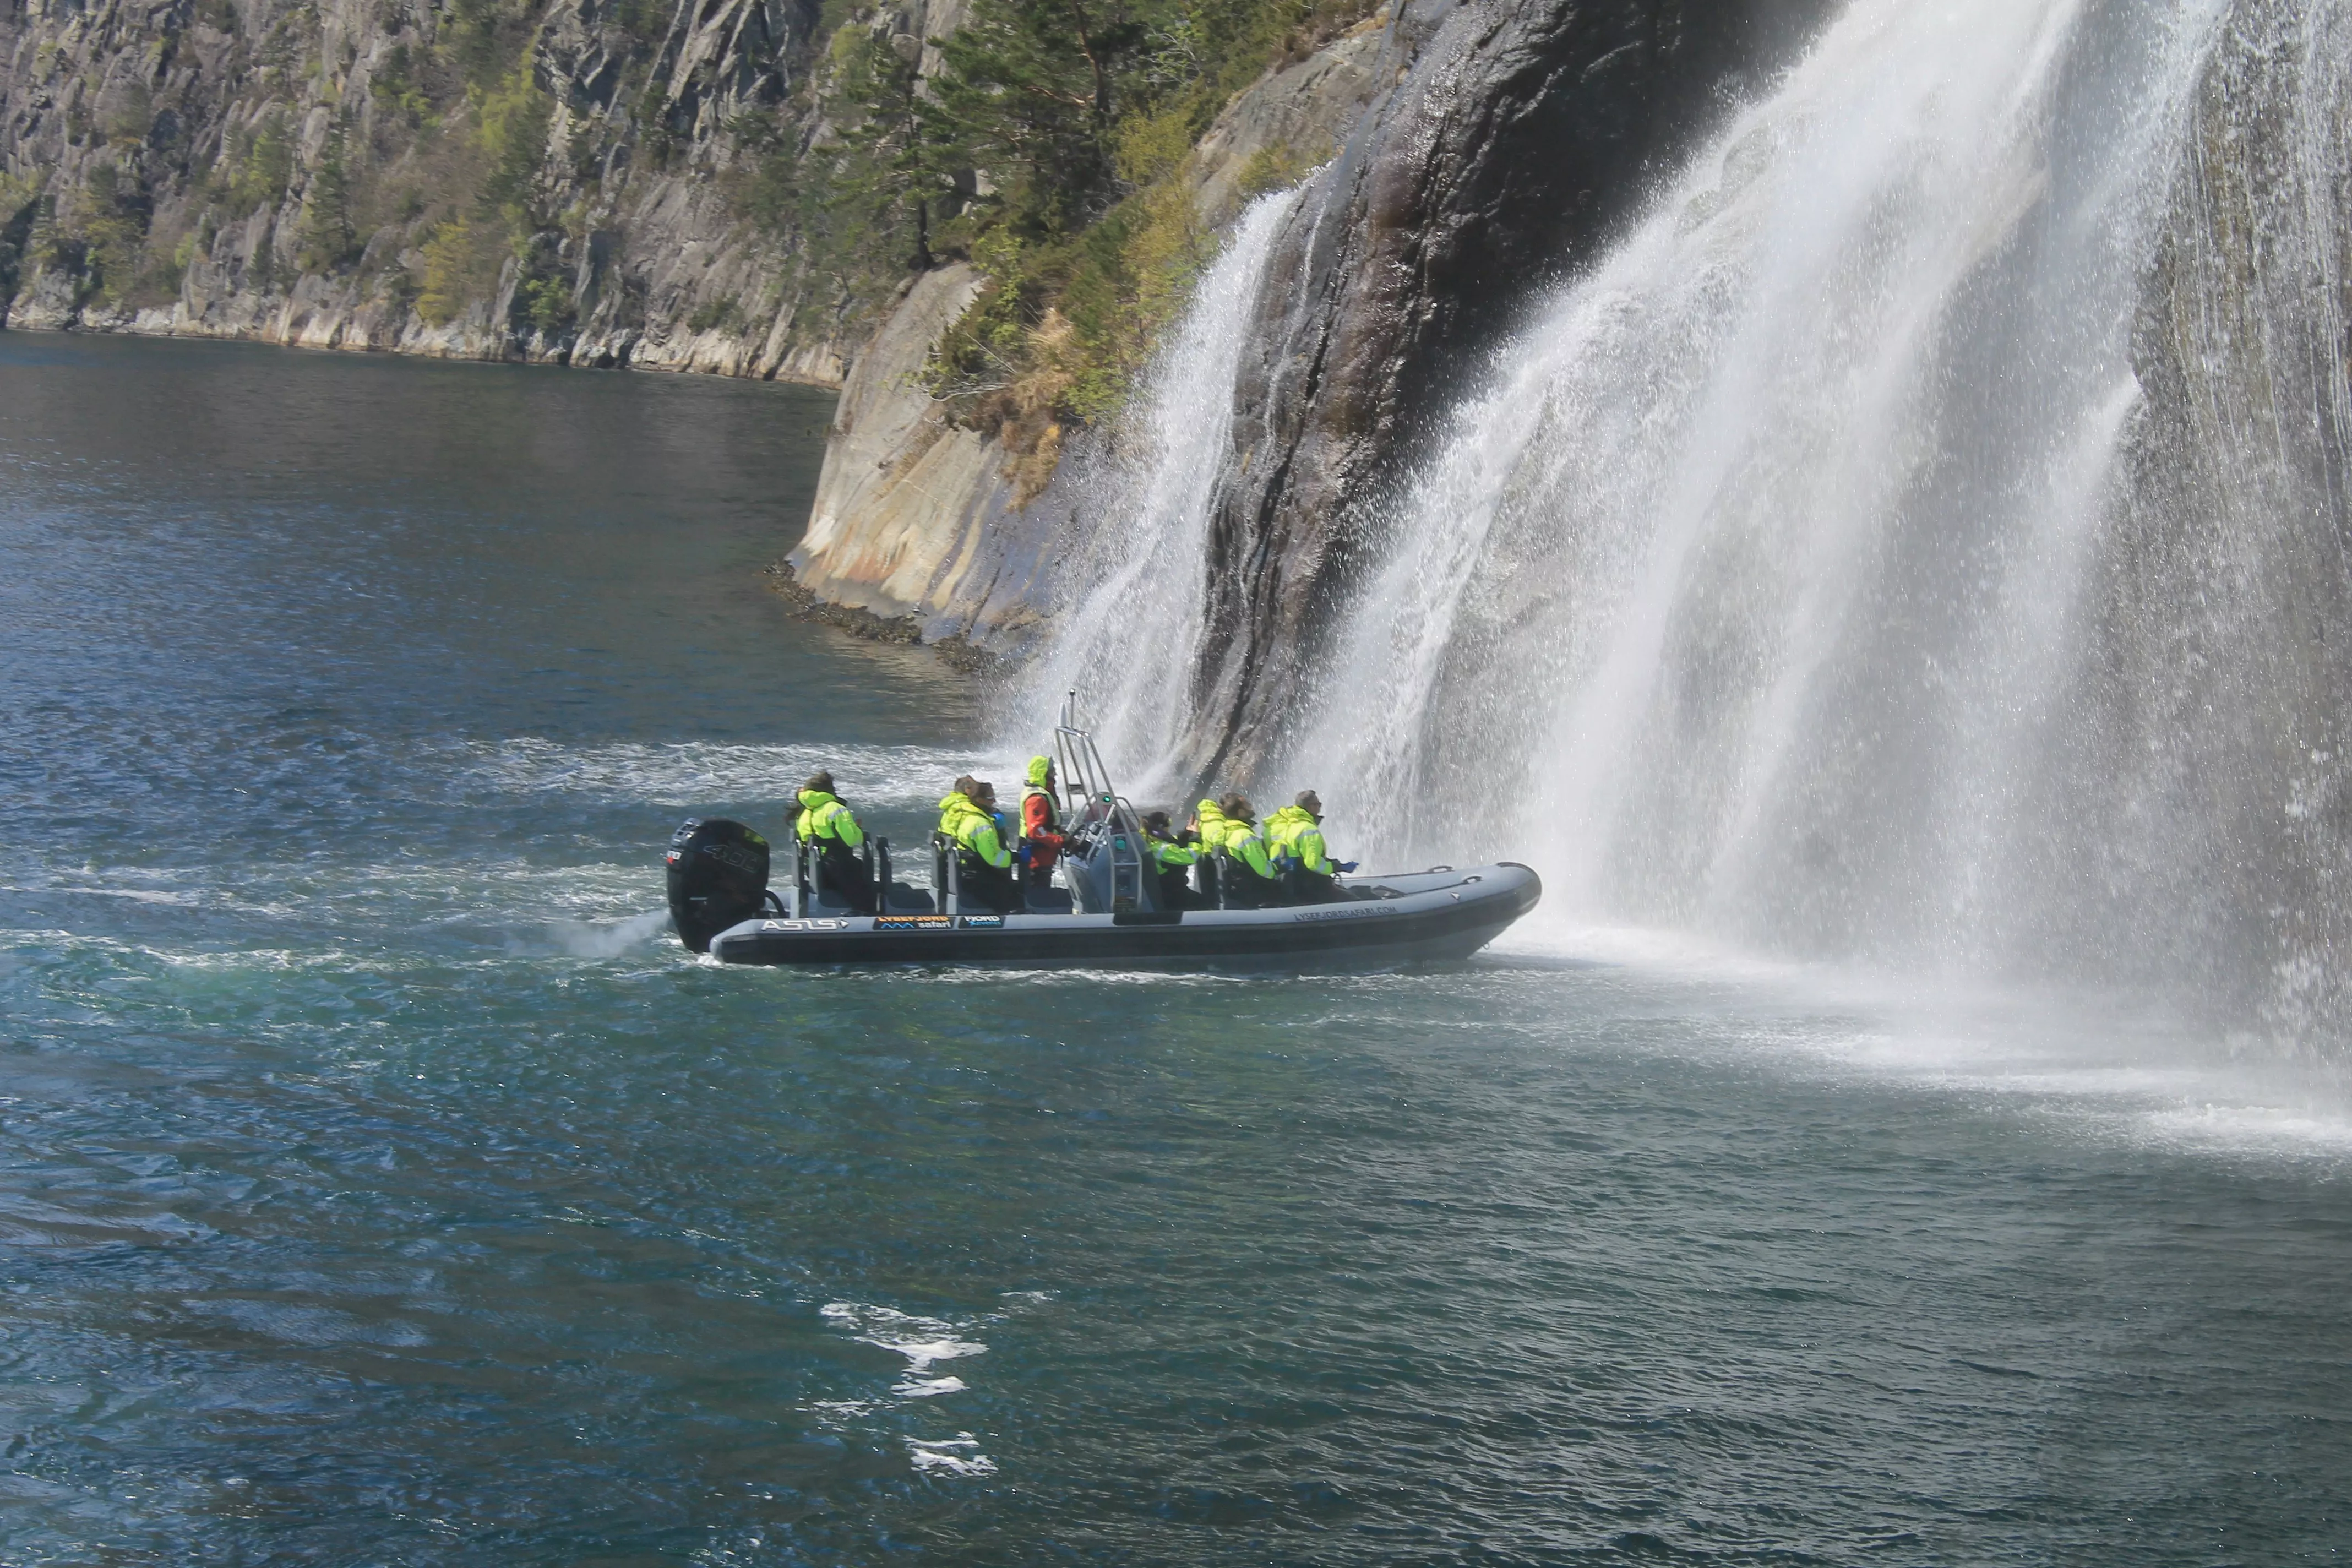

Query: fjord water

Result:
[6,331,2351,1567]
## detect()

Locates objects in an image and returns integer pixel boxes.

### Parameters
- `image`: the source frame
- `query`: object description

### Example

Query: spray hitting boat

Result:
[663,703,1540,972]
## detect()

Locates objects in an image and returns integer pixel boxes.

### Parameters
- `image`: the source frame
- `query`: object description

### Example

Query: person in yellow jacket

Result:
[940,775,1018,912]
[796,770,877,913]
[1141,809,1202,908]
[1264,789,1358,903]
[1195,793,1282,907]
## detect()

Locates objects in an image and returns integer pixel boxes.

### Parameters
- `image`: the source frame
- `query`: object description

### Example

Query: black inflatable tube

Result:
[706,864,1542,972]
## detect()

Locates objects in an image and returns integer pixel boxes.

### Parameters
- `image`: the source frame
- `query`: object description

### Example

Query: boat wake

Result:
[465,738,1027,811]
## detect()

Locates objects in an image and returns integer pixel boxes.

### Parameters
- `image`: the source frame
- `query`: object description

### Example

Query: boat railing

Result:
[1050,694,1163,913]
[791,830,894,916]
[783,826,805,917]
[930,831,961,916]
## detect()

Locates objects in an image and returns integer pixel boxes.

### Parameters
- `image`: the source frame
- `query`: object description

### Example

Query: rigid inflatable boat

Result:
[665,706,1540,972]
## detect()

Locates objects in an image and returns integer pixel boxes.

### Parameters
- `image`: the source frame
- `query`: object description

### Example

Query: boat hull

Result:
[706,864,1542,972]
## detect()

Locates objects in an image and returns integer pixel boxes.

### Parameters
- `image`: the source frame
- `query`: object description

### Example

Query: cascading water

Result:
[1046,0,2352,1043]
[1020,188,1304,796]
[1294,0,2237,951]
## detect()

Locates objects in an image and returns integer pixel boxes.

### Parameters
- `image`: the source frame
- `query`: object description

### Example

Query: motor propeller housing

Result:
[665,818,771,952]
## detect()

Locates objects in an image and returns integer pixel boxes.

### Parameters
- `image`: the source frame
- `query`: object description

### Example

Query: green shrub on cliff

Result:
[407,58,562,328]
[369,42,431,123]
[445,0,535,89]
[521,270,575,334]
[417,215,489,324]
[73,162,155,307]
[222,107,296,217]
[739,0,1370,427]
[910,0,1379,442]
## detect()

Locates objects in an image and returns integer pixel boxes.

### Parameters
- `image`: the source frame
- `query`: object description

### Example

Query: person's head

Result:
[1219,792,1253,823]
[1294,789,1322,818]
[972,780,998,809]
[952,774,981,799]
[1142,809,1171,835]
[803,770,836,797]
[1026,755,1054,788]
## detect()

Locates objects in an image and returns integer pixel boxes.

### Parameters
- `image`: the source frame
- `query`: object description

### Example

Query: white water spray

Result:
[1028,0,2352,1033]
[1292,0,2236,940]
[1019,188,1303,803]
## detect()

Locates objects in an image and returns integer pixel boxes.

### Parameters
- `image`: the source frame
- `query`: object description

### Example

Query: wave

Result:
[462,738,1032,811]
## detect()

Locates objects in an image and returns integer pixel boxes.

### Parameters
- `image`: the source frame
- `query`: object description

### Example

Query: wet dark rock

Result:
[764,562,925,645]
[1185,0,1838,774]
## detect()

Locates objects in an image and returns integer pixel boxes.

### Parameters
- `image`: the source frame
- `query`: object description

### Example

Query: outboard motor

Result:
[665,818,771,953]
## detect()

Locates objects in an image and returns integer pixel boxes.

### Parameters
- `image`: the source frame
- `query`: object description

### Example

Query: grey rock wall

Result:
[2072,0,2352,1026]
[0,0,855,379]
[1175,0,1839,773]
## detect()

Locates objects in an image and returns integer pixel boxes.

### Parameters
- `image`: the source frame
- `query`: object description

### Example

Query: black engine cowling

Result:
[666,817,772,952]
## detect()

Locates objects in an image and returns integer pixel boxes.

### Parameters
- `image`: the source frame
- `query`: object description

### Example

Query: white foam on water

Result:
[813,1303,1001,1467]
[893,1375,967,1398]
[537,907,675,959]
[807,1399,878,1419]
[1490,917,2352,1161]
[819,1302,989,1374]
[465,738,1027,810]
[19,885,204,906]
[8,853,678,937]
[0,928,365,973]
[906,1434,997,1477]
[907,966,1262,990]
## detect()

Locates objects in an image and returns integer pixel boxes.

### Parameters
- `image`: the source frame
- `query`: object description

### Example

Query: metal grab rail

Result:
[931,831,960,917]
[785,827,805,918]
[1052,692,1158,913]
[795,830,891,914]
[928,831,1031,914]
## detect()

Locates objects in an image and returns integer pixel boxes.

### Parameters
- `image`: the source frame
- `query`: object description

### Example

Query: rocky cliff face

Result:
[2080,0,2352,1025]
[786,22,1386,655]
[0,0,888,379]
[1174,0,1838,772]
[789,1,1841,674]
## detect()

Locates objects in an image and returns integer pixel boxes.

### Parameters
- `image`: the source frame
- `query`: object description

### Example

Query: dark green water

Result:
[3,332,2349,1565]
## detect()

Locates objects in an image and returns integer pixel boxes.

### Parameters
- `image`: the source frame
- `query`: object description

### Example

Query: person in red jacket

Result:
[1020,755,1064,892]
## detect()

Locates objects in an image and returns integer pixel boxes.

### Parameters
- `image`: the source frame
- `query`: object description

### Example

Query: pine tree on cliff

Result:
[917,0,1331,239]
[924,0,1154,237]
[826,27,958,274]
[298,119,358,273]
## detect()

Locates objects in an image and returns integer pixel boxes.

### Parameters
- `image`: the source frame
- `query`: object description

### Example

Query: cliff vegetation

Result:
[929,0,1376,401]
[2,0,1378,392]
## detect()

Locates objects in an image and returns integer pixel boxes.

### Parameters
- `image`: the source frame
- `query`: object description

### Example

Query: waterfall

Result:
[1266,0,2350,1026]
[1019,187,1304,802]
[1293,0,2230,932]
[1027,0,2352,1039]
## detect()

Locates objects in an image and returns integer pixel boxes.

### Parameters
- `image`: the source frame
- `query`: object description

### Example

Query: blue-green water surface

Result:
[3,333,2348,1565]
